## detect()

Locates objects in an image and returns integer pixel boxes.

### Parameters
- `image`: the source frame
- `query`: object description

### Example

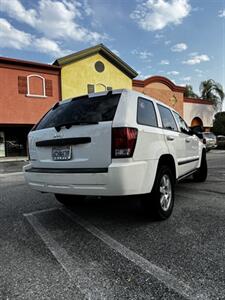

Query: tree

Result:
[213,112,225,135]
[184,84,199,98]
[199,79,224,110]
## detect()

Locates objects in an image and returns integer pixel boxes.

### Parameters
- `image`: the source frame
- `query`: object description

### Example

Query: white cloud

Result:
[0,0,37,26]
[0,18,32,49]
[170,78,177,85]
[167,71,179,75]
[131,49,152,61]
[111,49,120,56]
[171,43,187,52]
[136,71,152,79]
[130,0,191,31]
[189,52,198,56]
[160,59,170,65]
[155,33,164,39]
[0,18,70,57]
[182,76,191,81]
[82,0,93,16]
[194,68,203,77]
[33,37,70,56]
[183,54,210,65]
[165,40,171,45]
[218,10,225,17]
[0,0,107,44]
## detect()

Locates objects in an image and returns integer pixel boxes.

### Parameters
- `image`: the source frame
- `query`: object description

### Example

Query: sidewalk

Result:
[0,157,28,174]
[0,156,28,162]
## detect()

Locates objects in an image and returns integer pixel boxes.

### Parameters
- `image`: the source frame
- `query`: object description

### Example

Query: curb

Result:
[0,157,28,163]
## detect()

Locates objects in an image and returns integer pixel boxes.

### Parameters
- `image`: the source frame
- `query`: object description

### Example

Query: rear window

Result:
[35,93,121,130]
[137,97,158,127]
[203,132,215,139]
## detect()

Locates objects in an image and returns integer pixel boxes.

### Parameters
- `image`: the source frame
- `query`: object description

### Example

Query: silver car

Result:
[202,132,217,151]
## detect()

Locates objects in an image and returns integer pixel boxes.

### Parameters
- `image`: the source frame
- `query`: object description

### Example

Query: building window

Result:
[87,84,95,94]
[18,75,53,98]
[107,86,112,91]
[95,61,105,73]
[27,74,46,98]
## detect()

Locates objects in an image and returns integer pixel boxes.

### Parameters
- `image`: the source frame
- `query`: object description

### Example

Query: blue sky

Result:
[0,0,224,103]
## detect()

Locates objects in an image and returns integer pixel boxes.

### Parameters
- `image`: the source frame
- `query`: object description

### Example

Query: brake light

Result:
[26,138,30,160]
[112,127,138,158]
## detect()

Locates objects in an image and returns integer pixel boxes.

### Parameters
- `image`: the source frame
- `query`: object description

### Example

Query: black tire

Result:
[55,194,86,206]
[193,150,207,182]
[141,165,175,220]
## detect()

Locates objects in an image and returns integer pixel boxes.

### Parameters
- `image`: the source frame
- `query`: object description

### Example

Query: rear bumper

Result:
[23,161,152,196]
[206,144,217,149]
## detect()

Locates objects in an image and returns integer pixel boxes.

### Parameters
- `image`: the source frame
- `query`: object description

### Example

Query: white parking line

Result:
[24,211,116,300]
[24,207,208,300]
[61,208,208,300]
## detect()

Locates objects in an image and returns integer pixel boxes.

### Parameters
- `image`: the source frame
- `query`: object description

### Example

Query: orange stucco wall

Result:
[0,64,61,124]
[133,82,184,116]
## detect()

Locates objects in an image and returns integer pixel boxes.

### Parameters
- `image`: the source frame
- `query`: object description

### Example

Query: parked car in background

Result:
[202,132,217,151]
[24,89,207,220]
[191,127,217,151]
[216,135,225,149]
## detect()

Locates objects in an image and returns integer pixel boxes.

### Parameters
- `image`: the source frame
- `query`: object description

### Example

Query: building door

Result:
[0,132,5,157]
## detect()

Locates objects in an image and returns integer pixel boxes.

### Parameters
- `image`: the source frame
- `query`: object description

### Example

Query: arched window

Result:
[27,75,47,98]
[96,83,107,92]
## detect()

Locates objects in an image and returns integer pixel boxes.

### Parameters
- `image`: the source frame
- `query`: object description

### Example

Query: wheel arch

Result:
[157,154,177,182]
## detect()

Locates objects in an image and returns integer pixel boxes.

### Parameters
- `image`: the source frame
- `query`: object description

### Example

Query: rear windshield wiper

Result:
[55,121,99,132]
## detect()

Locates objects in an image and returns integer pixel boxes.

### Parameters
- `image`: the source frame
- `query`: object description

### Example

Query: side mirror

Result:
[181,128,193,135]
[188,128,194,135]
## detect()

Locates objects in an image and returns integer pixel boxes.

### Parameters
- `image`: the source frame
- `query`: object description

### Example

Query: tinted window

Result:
[137,98,158,127]
[157,104,178,131]
[203,132,216,139]
[173,112,190,134]
[35,93,121,130]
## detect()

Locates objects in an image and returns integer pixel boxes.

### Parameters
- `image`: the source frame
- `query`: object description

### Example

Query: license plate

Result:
[52,146,72,161]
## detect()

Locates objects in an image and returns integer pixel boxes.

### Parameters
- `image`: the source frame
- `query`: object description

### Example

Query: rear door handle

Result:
[166,135,175,141]
[185,137,191,143]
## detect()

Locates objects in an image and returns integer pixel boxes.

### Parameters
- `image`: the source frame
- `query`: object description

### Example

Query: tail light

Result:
[26,138,30,160]
[112,127,138,158]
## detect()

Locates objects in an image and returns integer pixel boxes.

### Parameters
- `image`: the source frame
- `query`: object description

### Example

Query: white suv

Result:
[24,89,207,220]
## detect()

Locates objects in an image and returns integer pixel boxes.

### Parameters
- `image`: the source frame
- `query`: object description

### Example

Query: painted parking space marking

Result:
[61,208,208,300]
[24,207,209,300]
[24,209,116,300]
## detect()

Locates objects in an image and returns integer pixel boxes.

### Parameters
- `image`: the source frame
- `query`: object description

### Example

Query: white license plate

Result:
[52,146,72,161]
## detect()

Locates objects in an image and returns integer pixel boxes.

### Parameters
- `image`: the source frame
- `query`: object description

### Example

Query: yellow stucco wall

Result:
[61,53,132,99]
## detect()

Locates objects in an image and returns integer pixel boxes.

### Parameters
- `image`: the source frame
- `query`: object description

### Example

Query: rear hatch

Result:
[28,91,122,170]
[203,132,217,147]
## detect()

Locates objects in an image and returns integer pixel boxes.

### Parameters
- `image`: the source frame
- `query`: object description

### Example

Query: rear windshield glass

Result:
[203,132,215,138]
[35,93,121,130]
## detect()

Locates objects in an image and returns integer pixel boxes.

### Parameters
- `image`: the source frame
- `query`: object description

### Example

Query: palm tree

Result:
[184,84,199,98]
[199,79,224,110]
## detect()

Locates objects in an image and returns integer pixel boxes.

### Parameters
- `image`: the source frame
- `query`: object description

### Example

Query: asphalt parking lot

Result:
[0,150,225,299]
